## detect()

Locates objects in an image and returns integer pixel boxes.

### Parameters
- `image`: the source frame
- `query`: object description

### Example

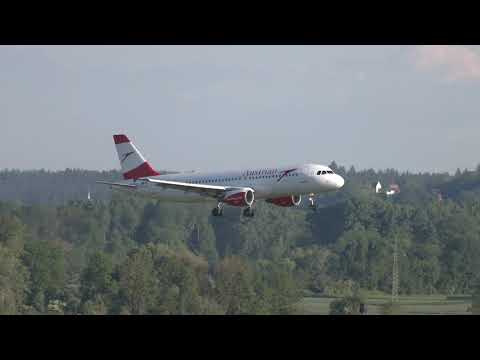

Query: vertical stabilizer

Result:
[113,134,160,180]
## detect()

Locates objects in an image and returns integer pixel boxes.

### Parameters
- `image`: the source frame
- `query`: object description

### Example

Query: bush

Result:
[471,296,480,314]
[380,301,401,315]
[329,295,363,315]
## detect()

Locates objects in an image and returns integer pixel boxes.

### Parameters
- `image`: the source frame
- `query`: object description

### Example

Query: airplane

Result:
[97,134,345,217]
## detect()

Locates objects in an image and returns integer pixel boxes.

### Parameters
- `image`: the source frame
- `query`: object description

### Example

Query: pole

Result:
[392,235,399,303]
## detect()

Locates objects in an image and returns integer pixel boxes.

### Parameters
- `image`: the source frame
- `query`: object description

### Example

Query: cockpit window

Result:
[317,170,334,175]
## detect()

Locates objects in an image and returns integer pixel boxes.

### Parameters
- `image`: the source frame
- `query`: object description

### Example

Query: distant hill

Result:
[438,169,480,201]
[0,169,120,205]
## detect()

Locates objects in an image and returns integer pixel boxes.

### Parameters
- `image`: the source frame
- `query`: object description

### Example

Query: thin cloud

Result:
[414,45,480,80]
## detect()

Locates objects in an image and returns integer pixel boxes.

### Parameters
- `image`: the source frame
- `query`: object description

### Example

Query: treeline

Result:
[310,193,480,295]
[0,169,119,205]
[0,164,476,207]
[1,164,479,207]
[0,197,301,314]
[1,164,480,314]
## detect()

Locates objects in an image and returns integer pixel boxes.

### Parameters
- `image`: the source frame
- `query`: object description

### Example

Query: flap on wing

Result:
[145,178,227,198]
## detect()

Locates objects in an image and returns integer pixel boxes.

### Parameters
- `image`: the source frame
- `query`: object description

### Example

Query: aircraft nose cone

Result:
[335,175,345,189]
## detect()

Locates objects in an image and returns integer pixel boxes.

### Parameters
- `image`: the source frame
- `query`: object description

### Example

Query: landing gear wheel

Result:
[243,207,254,217]
[212,203,224,217]
[308,195,316,212]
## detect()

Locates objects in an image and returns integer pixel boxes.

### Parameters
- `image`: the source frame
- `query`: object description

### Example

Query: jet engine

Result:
[266,195,302,207]
[222,188,255,207]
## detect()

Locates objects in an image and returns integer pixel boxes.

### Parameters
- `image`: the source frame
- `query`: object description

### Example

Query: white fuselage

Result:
[117,163,344,203]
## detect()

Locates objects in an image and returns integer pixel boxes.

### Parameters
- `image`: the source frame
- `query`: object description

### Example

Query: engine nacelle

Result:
[222,188,255,207]
[266,195,302,207]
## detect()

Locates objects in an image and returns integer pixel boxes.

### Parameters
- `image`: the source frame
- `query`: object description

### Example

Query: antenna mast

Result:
[392,235,399,303]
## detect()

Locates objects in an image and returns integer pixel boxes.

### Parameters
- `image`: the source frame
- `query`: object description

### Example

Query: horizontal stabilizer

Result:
[96,181,137,188]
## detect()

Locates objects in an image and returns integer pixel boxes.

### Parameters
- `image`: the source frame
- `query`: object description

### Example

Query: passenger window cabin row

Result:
[183,173,300,184]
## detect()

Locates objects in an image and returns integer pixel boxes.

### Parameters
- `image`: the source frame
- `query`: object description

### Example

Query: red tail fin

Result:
[113,134,160,180]
[123,162,160,180]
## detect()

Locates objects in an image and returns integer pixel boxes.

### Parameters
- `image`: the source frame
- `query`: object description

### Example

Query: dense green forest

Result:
[1,163,480,314]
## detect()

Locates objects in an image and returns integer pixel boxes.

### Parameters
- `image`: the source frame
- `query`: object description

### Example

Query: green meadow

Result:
[296,294,472,315]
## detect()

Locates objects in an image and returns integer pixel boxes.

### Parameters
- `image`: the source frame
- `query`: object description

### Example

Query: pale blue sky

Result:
[1,45,479,173]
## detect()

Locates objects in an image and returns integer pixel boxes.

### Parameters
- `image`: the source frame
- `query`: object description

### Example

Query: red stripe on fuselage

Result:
[123,162,160,180]
[113,134,130,144]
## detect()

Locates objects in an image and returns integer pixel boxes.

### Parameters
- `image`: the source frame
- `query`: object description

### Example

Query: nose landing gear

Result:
[308,194,316,212]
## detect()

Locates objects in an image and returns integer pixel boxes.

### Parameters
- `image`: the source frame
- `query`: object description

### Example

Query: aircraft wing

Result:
[97,178,247,200]
[145,178,239,199]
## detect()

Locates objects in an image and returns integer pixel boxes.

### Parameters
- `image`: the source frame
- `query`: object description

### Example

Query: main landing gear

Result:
[212,203,255,217]
[212,203,224,217]
[243,207,255,218]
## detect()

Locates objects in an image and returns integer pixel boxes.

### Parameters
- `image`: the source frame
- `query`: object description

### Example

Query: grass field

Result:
[295,293,473,315]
